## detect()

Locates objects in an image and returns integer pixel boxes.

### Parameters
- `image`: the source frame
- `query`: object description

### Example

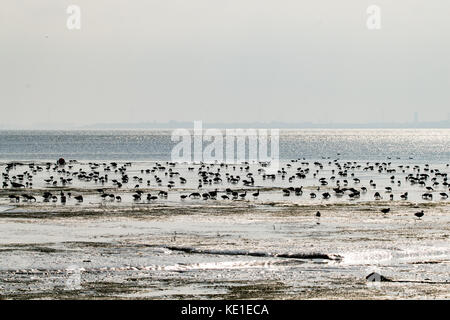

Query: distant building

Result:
[414,112,418,123]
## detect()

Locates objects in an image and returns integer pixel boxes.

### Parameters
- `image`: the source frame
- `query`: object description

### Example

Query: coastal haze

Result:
[1,0,450,128]
[0,1,449,300]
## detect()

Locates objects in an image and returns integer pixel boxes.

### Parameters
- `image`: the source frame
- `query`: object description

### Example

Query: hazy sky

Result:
[1,0,449,128]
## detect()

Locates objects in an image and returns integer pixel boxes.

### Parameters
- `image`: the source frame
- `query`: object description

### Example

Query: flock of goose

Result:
[1,158,449,220]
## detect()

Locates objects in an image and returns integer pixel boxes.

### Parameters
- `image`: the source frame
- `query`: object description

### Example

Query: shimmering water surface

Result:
[0,129,449,161]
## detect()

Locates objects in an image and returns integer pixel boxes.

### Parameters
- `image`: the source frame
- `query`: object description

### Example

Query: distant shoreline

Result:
[1,121,449,130]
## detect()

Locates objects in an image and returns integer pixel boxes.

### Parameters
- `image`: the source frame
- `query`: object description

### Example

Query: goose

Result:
[414,210,424,219]
[158,191,168,198]
[8,195,20,202]
[322,192,331,199]
[189,192,201,199]
[422,193,433,200]
[202,193,210,200]
[22,194,36,202]
[10,182,25,188]
[208,189,218,198]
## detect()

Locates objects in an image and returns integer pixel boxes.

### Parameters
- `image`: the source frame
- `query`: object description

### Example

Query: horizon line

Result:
[1,119,450,130]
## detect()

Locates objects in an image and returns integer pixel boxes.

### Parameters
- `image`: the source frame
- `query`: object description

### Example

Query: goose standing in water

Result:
[60,193,67,204]
[380,208,390,217]
[414,210,424,220]
[315,211,321,225]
